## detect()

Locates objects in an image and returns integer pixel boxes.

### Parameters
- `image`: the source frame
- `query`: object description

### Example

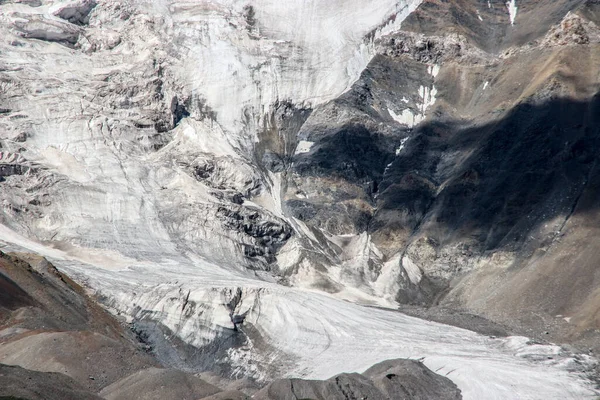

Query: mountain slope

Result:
[1,0,600,398]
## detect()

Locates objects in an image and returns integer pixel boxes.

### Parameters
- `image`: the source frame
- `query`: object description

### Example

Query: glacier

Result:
[0,0,598,399]
[0,223,597,399]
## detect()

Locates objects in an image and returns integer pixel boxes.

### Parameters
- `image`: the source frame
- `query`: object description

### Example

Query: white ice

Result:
[0,224,597,400]
[169,0,424,135]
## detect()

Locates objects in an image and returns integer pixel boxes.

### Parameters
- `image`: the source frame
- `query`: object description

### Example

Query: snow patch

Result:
[389,107,423,127]
[396,136,409,155]
[402,255,422,285]
[418,84,437,111]
[294,140,314,155]
[506,0,518,25]
[427,64,440,77]
[388,82,436,128]
[373,252,402,303]
[501,336,562,360]
[276,238,305,273]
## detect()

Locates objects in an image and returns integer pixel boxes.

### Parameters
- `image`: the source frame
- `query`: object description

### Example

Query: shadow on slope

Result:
[291,89,600,347]
[378,93,600,252]
[374,92,600,349]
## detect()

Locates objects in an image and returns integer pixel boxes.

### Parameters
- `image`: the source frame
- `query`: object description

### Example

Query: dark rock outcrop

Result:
[51,0,98,26]
[216,205,293,264]
[253,359,461,400]
[363,359,463,400]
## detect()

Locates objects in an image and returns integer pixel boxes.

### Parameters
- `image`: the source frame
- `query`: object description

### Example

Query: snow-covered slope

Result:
[0,0,421,299]
[1,0,600,398]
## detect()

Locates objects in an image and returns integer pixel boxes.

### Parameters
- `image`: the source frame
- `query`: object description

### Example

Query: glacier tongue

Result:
[0,224,596,399]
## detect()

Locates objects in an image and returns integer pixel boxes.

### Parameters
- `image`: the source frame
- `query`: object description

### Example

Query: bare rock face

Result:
[201,391,249,400]
[363,359,463,400]
[99,368,222,400]
[254,374,387,400]
[273,0,600,353]
[0,252,158,393]
[50,0,97,26]
[0,364,102,400]
[254,359,461,400]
